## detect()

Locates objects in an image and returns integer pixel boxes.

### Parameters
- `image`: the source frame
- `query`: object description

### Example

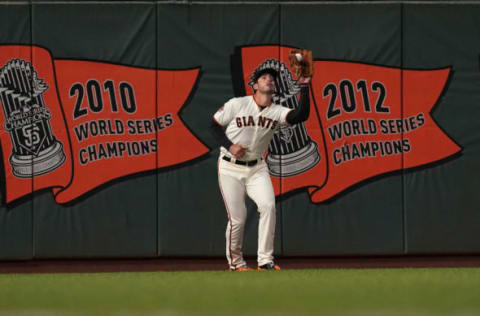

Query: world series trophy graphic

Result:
[249,59,320,177]
[0,59,65,178]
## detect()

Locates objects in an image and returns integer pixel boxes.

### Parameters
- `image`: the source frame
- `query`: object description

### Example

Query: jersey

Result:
[213,95,291,161]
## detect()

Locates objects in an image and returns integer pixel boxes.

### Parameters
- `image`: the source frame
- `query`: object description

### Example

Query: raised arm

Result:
[286,84,310,125]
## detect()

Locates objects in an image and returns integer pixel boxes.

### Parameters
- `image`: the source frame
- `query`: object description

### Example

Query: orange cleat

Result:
[229,265,253,271]
[257,262,281,271]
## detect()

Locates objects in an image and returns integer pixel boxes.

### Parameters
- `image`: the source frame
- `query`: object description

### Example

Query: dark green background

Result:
[0,2,478,260]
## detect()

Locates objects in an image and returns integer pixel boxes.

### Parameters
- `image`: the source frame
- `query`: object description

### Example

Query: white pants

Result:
[218,156,276,269]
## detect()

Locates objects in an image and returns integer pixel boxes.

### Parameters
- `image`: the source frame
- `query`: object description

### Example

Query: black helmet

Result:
[250,68,278,84]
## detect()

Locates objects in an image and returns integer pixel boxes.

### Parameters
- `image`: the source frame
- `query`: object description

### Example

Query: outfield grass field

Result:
[0,268,479,316]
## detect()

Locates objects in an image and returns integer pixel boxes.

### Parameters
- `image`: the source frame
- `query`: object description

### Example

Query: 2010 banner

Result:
[0,45,209,204]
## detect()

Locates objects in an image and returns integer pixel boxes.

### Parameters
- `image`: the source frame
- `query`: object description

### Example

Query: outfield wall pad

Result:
[0,2,477,260]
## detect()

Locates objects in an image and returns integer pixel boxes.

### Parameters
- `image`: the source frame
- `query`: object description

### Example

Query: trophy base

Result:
[10,142,66,178]
[266,141,321,177]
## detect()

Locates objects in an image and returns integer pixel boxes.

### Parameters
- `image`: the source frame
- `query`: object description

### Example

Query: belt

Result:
[222,156,259,167]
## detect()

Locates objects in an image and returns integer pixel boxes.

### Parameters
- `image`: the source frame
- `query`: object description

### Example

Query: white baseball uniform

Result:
[213,95,291,269]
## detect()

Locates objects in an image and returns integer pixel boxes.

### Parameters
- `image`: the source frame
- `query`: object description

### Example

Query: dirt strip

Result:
[1,255,480,274]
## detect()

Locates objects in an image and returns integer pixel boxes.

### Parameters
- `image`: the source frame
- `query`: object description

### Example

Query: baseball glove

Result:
[288,49,314,78]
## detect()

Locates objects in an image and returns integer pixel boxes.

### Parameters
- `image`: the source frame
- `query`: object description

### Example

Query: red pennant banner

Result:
[238,45,461,202]
[0,45,209,204]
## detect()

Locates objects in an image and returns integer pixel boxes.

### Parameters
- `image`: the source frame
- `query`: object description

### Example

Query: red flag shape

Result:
[0,45,209,204]
[237,46,461,203]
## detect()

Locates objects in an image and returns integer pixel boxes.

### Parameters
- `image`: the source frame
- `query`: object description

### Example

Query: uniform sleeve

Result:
[213,98,236,127]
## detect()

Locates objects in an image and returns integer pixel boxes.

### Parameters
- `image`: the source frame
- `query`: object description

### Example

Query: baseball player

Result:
[211,66,312,271]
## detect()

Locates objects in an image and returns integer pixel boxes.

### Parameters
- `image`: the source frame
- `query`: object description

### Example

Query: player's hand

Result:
[297,76,311,85]
[229,144,247,159]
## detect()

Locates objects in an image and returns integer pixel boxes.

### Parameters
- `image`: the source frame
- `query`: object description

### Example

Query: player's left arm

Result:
[285,82,310,125]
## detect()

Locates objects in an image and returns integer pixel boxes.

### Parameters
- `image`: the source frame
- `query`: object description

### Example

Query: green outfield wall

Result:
[0,1,478,260]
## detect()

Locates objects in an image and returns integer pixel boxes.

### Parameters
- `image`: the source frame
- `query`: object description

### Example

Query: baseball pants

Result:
[218,155,276,269]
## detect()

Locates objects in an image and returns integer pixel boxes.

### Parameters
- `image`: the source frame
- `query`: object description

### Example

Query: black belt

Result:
[222,156,258,166]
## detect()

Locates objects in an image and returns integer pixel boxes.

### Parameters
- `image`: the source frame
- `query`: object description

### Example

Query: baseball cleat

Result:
[229,265,253,271]
[257,262,281,271]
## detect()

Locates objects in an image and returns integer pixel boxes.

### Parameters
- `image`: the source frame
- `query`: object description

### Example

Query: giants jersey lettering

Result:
[213,96,291,160]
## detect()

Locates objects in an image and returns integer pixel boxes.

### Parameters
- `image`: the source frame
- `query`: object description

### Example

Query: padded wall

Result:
[0,2,477,260]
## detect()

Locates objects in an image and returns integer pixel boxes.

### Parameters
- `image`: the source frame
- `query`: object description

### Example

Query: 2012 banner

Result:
[0,45,209,204]
[231,45,461,203]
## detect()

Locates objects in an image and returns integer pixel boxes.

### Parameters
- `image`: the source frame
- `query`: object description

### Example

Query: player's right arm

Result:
[210,119,233,151]
[227,144,247,159]
[210,98,246,158]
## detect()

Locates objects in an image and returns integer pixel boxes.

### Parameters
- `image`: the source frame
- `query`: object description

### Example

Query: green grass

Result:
[0,268,479,316]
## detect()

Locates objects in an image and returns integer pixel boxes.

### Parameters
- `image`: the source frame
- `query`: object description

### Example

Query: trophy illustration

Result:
[249,59,320,177]
[0,59,65,178]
